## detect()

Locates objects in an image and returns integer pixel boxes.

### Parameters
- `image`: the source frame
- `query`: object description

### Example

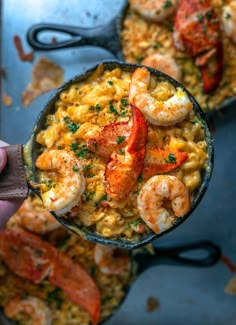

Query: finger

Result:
[0,199,24,229]
[0,148,7,173]
[0,140,9,147]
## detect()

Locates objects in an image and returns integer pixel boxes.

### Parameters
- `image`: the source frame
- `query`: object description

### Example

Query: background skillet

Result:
[0,239,221,325]
[26,0,236,113]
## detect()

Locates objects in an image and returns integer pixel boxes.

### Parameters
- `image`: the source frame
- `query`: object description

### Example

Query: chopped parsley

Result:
[76,145,91,158]
[224,12,231,19]
[63,117,80,133]
[197,13,204,23]
[34,249,43,256]
[87,173,95,178]
[153,42,163,49]
[109,100,119,115]
[136,56,145,64]
[83,191,95,202]
[70,143,91,158]
[72,166,79,172]
[119,148,125,154]
[47,288,63,309]
[121,98,128,107]
[205,10,212,21]
[116,136,126,144]
[83,164,95,171]
[165,153,177,164]
[138,174,143,183]
[45,179,52,187]
[70,142,78,151]
[107,80,113,85]
[120,110,128,116]
[163,0,173,8]
[89,104,101,112]
[93,141,98,151]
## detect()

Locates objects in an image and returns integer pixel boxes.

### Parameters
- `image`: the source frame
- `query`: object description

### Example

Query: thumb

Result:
[0,148,7,173]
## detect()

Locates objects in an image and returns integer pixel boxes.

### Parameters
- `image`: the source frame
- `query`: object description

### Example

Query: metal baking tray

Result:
[1,1,236,324]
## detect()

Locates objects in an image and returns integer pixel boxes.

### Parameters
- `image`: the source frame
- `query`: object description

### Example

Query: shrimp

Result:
[137,175,190,234]
[36,149,86,215]
[4,296,53,325]
[94,244,130,275]
[17,196,61,234]
[129,0,179,22]
[129,67,193,126]
[141,53,182,82]
[222,1,236,44]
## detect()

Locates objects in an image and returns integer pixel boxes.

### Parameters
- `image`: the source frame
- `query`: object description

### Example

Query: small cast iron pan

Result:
[0,240,221,325]
[0,60,214,249]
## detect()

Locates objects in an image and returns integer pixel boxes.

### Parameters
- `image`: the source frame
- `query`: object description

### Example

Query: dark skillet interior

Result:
[24,60,214,249]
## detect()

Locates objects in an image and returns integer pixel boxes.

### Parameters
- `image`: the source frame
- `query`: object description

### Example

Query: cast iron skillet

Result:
[0,60,214,249]
[0,240,221,325]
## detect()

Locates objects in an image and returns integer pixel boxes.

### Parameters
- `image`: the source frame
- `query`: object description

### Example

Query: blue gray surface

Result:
[1,0,236,324]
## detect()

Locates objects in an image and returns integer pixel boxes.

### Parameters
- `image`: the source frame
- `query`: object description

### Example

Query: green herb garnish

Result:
[64,117,80,133]
[138,174,143,183]
[165,153,177,164]
[109,100,118,114]
[163,0,173,8]
[83,164,95,171]
[116,136,126,144]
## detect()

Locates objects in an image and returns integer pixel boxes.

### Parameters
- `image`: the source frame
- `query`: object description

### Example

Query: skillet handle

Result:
[26,22,124,60]
[27,23,93,50]
[0,145,28,200]
[135,240,221,274]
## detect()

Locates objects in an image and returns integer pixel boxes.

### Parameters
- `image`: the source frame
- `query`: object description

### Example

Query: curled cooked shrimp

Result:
[4,296,53,325]
[129,0,179,22]
[141,53,182,82]
[137,175,190,234]
[94,244,130,275]
[17,196,61,234]
[222,2,236,44]
[36,149,86,215]
[129,67,193,126]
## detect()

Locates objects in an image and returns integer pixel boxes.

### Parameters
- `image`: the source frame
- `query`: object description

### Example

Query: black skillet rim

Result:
[24,59,214,249]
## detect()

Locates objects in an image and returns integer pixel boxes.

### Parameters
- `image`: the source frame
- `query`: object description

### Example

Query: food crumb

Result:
[2,93,12,107]
[22,56,64,107]
[13,35,34,62]
[146,296,160,312]
[224,276,236,295]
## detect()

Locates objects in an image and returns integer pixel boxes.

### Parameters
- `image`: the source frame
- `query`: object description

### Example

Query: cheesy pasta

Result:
[35,64,210,241]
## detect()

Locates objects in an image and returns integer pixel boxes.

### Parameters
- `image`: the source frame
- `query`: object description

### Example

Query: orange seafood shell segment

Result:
[0,229,56,283]
[49,251,101,325]
[105,105,148,200]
